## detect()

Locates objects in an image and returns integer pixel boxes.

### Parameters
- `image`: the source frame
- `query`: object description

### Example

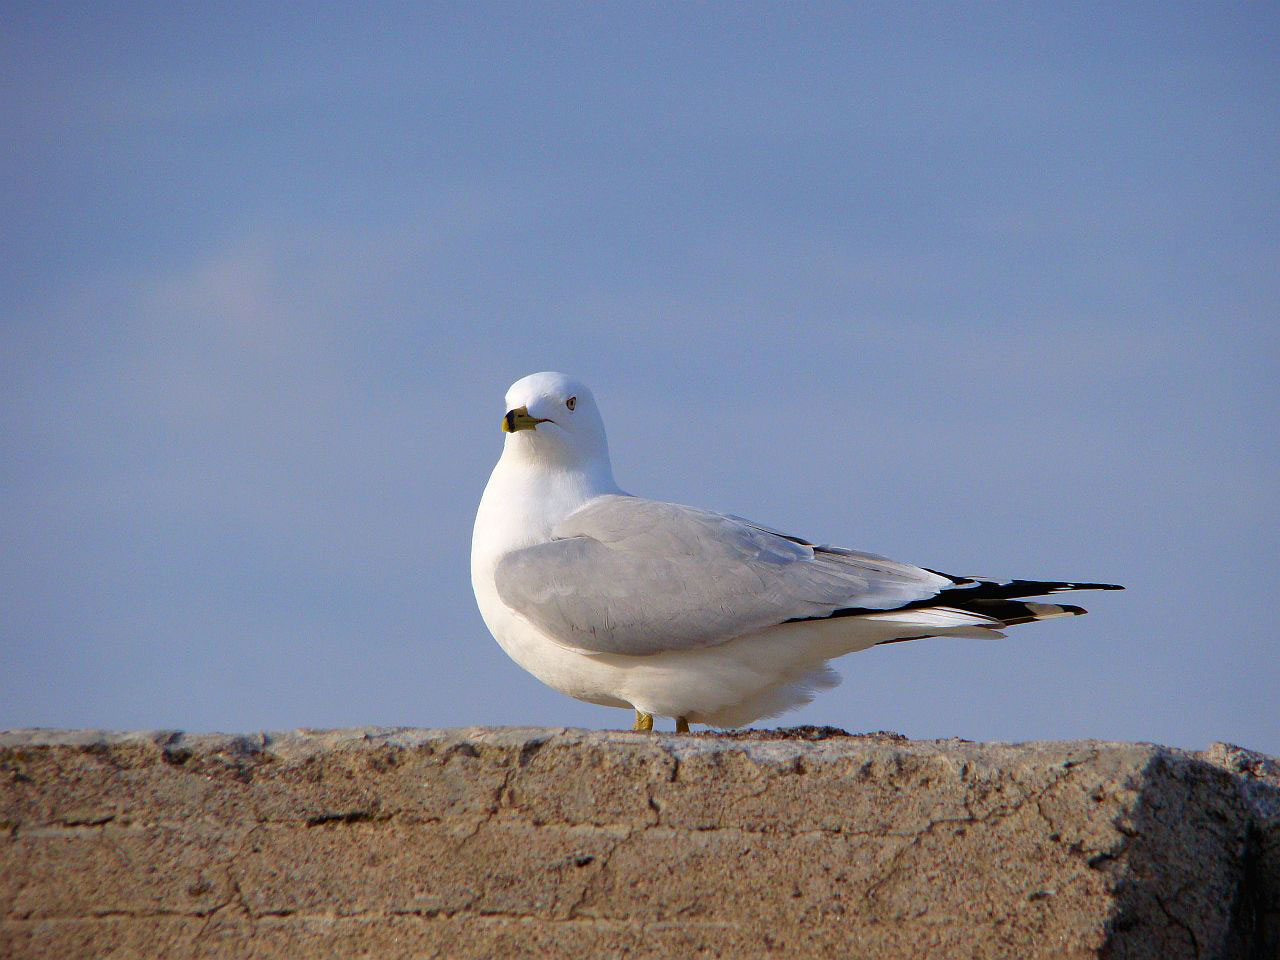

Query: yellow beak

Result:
[502,405,551,433]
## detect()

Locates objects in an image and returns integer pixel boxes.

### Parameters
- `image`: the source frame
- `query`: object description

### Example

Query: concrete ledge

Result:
[2,727,1277,959]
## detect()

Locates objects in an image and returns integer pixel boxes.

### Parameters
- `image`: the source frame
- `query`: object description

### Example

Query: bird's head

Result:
[500,371,610,467]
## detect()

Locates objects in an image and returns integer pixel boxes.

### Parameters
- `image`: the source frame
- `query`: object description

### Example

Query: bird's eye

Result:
[566,396,577,411]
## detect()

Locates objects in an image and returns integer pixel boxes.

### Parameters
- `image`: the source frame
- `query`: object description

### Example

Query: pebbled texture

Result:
[1,727,1277,959]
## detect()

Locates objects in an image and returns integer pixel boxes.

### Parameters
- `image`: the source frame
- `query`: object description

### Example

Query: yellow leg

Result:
[632,711,653,732]
[675,716,690,733]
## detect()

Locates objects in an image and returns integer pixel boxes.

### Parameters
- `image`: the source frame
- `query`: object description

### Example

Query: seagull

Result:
[471,372,1122,732]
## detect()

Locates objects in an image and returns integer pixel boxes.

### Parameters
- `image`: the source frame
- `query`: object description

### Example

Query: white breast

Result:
[470,447,633,708]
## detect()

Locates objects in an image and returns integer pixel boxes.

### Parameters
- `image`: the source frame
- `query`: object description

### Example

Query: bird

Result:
[471,371,1122,732]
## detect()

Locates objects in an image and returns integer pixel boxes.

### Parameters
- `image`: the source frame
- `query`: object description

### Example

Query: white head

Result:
[500,371,611,470]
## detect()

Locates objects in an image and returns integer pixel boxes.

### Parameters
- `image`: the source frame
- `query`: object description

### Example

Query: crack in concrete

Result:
[863,750,1107,915]
[193,824,262,942]
[1155,891,1202,960]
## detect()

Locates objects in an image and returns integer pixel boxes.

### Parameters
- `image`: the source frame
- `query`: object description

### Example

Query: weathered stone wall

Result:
[1,727,1277,959]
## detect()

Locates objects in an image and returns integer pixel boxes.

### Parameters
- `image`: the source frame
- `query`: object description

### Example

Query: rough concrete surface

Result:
[1,726,1276,959]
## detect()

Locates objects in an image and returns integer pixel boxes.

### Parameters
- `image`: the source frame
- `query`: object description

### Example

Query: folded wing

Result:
[494,494,954,655]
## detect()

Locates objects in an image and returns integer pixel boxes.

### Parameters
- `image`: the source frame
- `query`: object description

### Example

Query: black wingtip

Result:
[1045,581,1124,593]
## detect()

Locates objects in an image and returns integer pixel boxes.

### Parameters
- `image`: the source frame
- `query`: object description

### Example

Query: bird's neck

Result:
[475,448,622,556]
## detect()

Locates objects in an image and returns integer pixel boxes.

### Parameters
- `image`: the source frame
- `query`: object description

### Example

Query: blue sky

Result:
[3,3,1277,751]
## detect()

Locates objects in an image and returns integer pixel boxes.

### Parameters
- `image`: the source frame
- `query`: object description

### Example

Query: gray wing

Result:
[493,494,952,655]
